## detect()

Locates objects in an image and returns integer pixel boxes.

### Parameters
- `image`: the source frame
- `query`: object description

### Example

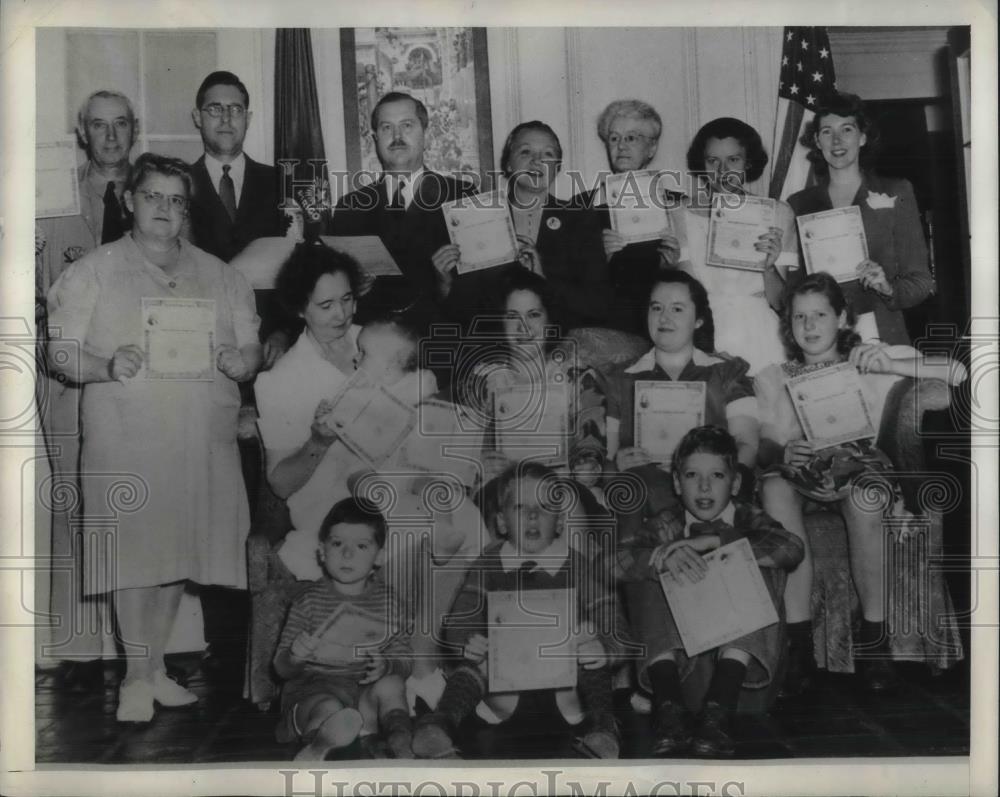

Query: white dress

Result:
[674,205,791,375]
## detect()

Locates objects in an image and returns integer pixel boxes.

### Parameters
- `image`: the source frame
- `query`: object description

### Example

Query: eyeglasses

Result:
[200,103,246,119]
[136,190,189,211]
[608,132,652,147]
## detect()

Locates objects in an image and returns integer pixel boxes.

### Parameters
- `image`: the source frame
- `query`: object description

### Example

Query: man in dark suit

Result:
[187,70,283,686]
[328,91,472,326]
[572,99,679,335]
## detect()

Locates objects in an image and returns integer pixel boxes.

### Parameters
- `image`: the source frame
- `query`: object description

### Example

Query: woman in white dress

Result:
[665,118,798,374]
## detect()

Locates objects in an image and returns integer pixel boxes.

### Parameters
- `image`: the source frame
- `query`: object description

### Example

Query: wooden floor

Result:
[35,655,969,763]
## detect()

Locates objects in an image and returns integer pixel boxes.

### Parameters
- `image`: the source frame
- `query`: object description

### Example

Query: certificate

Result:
[796,206,869,283]
[399,399,485,485]
[442,190,519,274]
[307,603,390,667]
[659,537,779,657]
[141,298,215,381]
[606,170,670,244]
[633,380,706,465]
[786,362,876,448]
[36,139,80,218]
[488,588,577,693]
[706,195,776,270]
[494,381,572,467]
[320,235,402,277]
[326,370,417,468]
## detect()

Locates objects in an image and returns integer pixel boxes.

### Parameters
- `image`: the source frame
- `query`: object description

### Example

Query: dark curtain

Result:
[275,28,327,237]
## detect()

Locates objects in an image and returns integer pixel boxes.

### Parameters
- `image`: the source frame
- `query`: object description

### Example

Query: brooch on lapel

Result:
[546,216,561,231]
[865,191,896,210]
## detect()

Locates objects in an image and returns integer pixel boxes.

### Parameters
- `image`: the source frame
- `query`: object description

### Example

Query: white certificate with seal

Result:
[785,362,876,449]
[308,603,391,667]
[141,298,215,381]
[659,537,779,657]
[399,399,484,485]
[796,206,869,283]
[494,381,572,467]
[706,195,776,271]
[488,588,577,693]
[605,170,670,244]
[442,190,519,274]
[326,370,417,468]
[633,380,706,465]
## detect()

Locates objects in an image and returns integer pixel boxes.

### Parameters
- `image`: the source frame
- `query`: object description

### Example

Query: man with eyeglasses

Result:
[187,70,283,689]
[34,88,136,692]
[572,99,680,335]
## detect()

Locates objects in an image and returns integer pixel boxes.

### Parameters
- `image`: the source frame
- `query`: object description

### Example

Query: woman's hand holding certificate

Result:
[441,190,519,274]
[796,206,870,283]
[706,195,777,270]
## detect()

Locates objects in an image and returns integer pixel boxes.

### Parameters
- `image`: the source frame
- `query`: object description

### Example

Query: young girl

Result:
[755,272,966,693]
[664,117,799,375]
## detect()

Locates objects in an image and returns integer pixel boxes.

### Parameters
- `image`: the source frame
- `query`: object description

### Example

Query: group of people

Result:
[36,68,965,761]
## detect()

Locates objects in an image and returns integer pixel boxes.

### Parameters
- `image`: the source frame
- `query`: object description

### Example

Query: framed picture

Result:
[340,27,494,185]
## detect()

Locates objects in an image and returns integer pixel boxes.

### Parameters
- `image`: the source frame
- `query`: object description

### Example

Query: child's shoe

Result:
[381,707,414,759]
[151,669,198,707]
[411,712,460,759]
[573,714,620,759]
[691,701,735,757]
[116,677,154,723]
[650,700,689,756]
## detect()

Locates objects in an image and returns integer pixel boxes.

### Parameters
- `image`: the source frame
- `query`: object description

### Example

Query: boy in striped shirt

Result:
[274,498,413,760]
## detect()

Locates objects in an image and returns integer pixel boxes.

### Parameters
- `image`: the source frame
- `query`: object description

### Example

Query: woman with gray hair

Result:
[574,99,680,334]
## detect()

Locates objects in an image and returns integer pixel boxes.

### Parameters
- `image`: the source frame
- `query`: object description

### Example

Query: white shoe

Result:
[116,678,154,722]
[151,670,198,707]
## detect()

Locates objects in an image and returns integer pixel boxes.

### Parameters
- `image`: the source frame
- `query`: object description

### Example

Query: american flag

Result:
[768,27,837,201]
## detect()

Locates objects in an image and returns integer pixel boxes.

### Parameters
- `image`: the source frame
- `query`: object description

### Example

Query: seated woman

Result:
[665,117,798,375]
[787,93,935,346]
[431,121,612,331]
[603,270,761,722]
[755,272,966,694]
[457,267,610,546]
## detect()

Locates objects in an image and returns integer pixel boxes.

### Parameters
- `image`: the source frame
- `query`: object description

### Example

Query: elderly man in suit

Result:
[34,89,138,690]
[328,91,472,326]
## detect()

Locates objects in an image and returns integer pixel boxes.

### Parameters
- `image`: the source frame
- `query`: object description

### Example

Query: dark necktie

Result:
[388,176,407,210]
[219,164,237,221]
[100,181,125,244]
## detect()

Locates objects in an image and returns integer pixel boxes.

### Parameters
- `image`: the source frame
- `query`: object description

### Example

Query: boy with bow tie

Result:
[622,426,803,757]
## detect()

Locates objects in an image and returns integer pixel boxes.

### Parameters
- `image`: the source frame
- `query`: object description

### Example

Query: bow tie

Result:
[689,519,731,537]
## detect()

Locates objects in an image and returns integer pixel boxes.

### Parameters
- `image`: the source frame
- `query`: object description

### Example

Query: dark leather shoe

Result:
[859,657,898,693]
[650,700,690,756]
[691,701,736,758]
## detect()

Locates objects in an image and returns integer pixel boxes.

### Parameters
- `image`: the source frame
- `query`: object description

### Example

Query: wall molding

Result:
[503,28,521,136]
[564,27,584,170]
[681,27,701,141]
[829,27,950,55]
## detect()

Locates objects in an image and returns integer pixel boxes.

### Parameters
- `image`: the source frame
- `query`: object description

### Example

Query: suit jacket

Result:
[787,173,934,346]
[443,192,613,331]
[571,186,662,335]
[327,171,473,324]
[188,155,282,264]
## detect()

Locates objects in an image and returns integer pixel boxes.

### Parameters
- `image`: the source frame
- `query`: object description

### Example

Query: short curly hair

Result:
[686,117,769,184]
[596,99,663,143]
[125,152,192,199]
[672,424,739,475]
[274,241,364,319]
[318,496,387,547]
[801,92,880,176]
[778,272,861,362]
